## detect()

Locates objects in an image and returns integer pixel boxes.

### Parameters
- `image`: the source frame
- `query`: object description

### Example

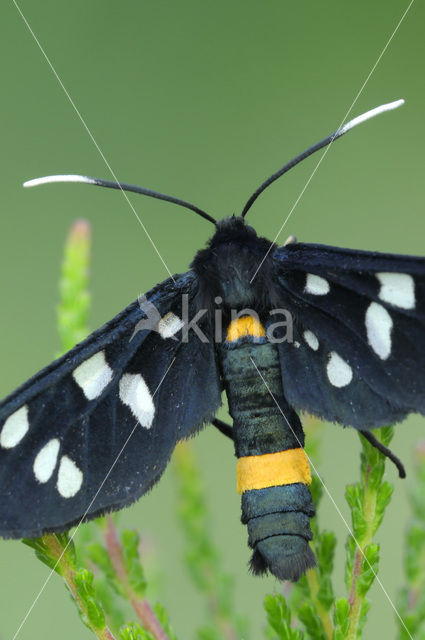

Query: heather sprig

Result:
[23,220,172,640]
[397,440,425,638]
[265,425,400,639]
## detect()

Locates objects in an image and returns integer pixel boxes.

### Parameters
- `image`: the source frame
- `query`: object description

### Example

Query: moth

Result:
[0,99,421,582]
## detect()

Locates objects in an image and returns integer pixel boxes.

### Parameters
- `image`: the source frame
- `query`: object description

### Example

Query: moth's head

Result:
[209,215,258,246]
[193,214,272,260]
[191,215,275,309]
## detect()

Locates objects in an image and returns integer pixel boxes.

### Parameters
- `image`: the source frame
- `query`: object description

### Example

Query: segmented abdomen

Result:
[219,321,316,581]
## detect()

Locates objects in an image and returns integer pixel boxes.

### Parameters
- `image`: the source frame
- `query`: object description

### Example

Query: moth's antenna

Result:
[241,99,405,218]
[23,174,217,225]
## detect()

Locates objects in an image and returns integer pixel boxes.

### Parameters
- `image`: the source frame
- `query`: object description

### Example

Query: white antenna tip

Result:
[23,175,97,188]
[340,99,405,135]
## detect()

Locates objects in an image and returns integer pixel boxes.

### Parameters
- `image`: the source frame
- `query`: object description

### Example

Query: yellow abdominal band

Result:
[236,448,312,494]
[227,316,265,342]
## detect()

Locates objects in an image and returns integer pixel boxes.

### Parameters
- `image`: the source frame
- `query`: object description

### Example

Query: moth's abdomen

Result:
[242,481,316,582]
[219,318,316,581]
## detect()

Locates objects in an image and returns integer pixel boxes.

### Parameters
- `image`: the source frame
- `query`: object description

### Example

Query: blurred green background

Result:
[1,0,424,638]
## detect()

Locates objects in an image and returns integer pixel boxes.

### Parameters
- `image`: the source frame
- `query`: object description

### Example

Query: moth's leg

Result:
[212,418,234,440]
[359,430,406,478]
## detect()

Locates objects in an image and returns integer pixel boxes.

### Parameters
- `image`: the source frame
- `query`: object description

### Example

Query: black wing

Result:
[0,271,221,538]
[271,243,425,429]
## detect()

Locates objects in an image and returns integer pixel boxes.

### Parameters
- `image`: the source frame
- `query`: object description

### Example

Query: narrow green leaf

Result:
[357,544,379,597]
[317,574,334,611]
[333,597,350,626]
[264,593,304,639]
[119,622,155,640]
[152,602,179,640]
[357,599,371,636]
[298,602,326,639]
[74,568,106,631]
[121,529,147,597]
[316,530,336,576]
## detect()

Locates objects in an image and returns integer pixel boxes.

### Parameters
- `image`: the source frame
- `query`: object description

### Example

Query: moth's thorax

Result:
[212,243,260,307]
[191,216,276,310]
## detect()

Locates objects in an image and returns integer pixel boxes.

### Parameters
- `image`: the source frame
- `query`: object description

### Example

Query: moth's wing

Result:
[271,243,425,429]
[0,272,221,538]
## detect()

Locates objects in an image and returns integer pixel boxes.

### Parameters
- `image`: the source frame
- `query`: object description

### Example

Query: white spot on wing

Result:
[0,405,29,449]
[327,351,353,388]
[119,373,155,428]
[158,312,184,338]
[303,330,319,351]
[305,274,330,296]
[33,438,60,483]
[284,235,297,246]
[57,455,83,498]
[73,351,113,400]
[365,302,393,360]
[376,272,415,310]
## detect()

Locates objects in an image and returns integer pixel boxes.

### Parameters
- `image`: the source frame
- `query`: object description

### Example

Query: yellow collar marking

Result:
[226,315,266,342]
[236,448,311,494]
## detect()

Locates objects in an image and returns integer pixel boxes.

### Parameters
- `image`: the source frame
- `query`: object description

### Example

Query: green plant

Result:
[173,442,247,640]
[23,220,175,640]
[397,441,425,639]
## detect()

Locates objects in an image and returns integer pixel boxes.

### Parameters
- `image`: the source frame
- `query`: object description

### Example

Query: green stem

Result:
[173,442,242,640]
[305,568,333,639]
[103,517,170,640]
[57,218,91,354]
[42,534,116,640]
[200,570,240,640]
[346,550,363,639]
[346,464,376,640]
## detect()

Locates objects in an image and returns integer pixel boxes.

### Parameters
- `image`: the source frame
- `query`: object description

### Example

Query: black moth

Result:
[0,99,421,582]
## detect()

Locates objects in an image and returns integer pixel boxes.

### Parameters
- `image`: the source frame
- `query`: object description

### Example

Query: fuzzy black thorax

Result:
[191,216,279,312]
